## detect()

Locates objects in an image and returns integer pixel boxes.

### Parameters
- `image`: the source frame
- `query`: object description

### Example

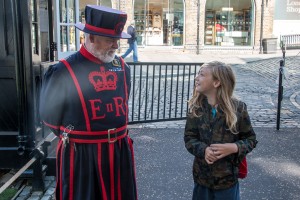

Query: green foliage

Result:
[0,188,18,200]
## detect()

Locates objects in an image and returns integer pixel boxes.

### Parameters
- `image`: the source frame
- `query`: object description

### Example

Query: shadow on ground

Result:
[130,127,300,200]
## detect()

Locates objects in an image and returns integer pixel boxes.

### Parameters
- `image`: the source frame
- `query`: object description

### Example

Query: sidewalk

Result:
[121,47,300,64]
[130,127,300,200]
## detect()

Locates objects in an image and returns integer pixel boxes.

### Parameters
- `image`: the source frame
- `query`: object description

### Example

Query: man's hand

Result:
[210,143,238,160]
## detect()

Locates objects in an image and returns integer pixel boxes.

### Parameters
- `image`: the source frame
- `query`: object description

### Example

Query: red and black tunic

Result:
[39,46,137,200]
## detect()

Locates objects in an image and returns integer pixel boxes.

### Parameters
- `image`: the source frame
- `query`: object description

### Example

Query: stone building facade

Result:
[116,0,276,54]
[37,0,283,60]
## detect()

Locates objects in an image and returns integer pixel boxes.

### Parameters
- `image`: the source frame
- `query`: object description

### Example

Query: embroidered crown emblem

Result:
[89,67,118,92]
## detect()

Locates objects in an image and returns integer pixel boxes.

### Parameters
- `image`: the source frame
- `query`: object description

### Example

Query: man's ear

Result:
[89,34,95,43]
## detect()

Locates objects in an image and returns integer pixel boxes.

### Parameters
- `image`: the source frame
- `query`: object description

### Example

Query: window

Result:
[56,0,112,59]
[204,0,253,46]
[134,0,184,46]
[31,0,39,54]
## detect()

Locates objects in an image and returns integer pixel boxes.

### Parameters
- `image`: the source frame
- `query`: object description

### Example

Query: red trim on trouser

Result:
[109,144,115,200]
[69,143,75,200]
[128,137,138,199]
[61,59,91,131]
[97,144,108,200]
[58,141,63,200]
[118,140,122,200]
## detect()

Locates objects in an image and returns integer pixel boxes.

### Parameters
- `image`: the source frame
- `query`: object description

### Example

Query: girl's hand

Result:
[205,147,218,164]
[210,143,238,160]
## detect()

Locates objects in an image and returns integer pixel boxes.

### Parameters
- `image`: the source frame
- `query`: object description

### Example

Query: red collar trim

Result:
[80,45,102,64]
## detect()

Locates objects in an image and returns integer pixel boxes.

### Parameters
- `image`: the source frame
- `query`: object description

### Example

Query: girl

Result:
[184,61,257,200]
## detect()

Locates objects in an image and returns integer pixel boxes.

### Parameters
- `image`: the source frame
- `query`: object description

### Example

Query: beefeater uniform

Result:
[39,45,137,200]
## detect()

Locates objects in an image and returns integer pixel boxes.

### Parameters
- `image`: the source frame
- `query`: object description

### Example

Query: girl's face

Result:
[195,67,219,95]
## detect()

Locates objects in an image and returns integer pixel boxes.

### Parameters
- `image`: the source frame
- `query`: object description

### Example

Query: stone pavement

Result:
[126,48,300,129]
[12,49,300,199]
[130,127,300,200]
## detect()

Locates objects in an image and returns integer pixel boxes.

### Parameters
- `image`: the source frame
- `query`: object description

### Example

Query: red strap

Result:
[61,59,91,131]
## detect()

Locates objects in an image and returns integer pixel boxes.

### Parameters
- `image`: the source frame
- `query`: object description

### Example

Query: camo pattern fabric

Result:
[184,98,257,190]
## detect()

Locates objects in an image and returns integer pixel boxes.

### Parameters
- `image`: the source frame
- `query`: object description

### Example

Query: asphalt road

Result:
[130,127,300,200]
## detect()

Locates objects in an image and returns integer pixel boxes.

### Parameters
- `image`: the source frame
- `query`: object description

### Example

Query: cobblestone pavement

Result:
[131,55,300,129]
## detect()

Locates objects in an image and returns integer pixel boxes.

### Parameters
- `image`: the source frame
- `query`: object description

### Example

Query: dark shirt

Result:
[184,98,257,190]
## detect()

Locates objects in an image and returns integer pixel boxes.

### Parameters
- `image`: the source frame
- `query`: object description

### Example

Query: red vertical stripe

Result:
[120,58,129,124]
[58,141,63,200]
[118,140,122,200]
[128,137,138,199]
[98,144,108,200]
[69,143,75,200]
[61,59,91,131]
[109,144,115,200]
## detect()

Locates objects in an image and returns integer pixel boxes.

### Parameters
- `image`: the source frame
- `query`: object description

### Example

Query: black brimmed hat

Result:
[75,5,131,39]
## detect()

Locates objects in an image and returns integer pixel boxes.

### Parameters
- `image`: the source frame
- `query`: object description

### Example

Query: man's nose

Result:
[112,40,119,49]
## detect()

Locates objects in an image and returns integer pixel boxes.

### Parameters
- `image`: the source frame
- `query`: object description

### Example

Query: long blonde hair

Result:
[189,61,238,133]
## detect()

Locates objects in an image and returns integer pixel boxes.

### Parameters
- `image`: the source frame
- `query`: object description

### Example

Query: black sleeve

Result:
[39,63,68,135]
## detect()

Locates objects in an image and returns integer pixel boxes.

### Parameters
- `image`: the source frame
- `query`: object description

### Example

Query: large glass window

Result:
[205,0,253,46]
[134,0,184,46]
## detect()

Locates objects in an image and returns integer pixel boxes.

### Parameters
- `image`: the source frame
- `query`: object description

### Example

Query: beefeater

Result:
[39,5,137,200]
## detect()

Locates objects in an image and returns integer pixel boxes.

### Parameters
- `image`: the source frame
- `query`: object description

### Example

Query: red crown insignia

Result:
[89,67,117,92]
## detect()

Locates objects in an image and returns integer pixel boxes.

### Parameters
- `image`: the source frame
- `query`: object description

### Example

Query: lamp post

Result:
[196,0,200,54]
[259,0,264,54]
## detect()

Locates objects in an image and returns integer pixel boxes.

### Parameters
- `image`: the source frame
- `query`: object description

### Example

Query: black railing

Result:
[127,62,203,124]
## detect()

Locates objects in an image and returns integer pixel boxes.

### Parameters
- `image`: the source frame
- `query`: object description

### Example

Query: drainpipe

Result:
[196,0,200,54]
[259,0,264,54]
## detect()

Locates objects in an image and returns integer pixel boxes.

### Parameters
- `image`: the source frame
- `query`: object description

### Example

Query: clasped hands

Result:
[205,143,238,164]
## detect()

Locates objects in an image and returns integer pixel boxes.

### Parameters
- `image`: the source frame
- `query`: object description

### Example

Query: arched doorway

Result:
[134,0,184,46]
[204,0,254,46]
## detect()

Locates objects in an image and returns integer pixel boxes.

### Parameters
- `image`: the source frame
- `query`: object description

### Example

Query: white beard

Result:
[93,50,115,63]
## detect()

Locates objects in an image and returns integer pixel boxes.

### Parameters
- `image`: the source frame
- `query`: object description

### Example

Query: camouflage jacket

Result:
[184,98,257,190]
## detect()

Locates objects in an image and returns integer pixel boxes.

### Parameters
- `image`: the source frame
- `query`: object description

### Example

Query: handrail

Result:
[280,34,300,48]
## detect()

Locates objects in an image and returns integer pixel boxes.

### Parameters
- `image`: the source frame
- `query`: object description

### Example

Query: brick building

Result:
[36,0,299,61]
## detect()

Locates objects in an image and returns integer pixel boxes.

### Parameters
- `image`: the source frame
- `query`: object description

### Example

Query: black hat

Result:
[75,5,131,39]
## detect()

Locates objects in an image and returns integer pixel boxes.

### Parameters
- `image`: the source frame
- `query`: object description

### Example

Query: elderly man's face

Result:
[89,35,119,63]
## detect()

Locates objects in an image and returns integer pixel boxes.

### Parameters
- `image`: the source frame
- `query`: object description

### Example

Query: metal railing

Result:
[127,62,203,124]
[280,34,300,48]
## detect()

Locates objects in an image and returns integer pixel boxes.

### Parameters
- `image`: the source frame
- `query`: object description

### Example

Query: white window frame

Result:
[55,0,80,60]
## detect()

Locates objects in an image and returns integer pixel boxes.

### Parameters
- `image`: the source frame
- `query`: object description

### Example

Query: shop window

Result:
[57,0,76,54]
[205,0,253,46]
[31,0,39,55]
[134,0,184,46]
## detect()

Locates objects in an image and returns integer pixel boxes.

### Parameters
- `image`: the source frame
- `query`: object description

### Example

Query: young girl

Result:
[184,61,257,200]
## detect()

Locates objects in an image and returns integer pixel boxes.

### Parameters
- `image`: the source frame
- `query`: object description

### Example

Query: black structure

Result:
[0,0,46,170]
